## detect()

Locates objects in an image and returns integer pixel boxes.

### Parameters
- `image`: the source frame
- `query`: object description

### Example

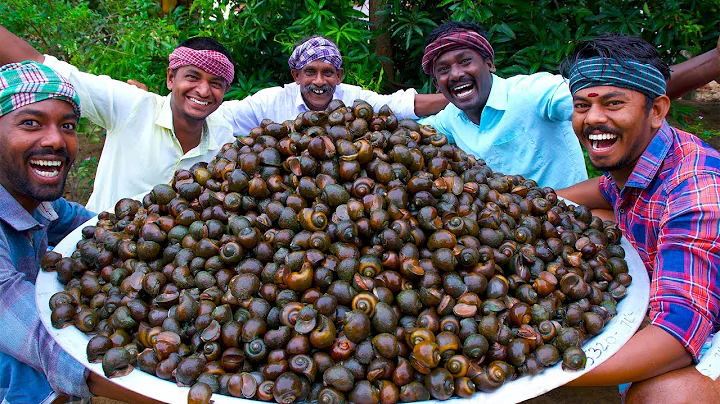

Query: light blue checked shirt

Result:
[0,185,94,401]
[420,72,588,189]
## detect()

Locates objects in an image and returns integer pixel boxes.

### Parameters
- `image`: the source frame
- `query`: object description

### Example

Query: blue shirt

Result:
[419,73,588,189]
[0,185,94,401]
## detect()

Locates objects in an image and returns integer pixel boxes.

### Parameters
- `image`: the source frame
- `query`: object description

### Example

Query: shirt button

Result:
[619,208,625,214]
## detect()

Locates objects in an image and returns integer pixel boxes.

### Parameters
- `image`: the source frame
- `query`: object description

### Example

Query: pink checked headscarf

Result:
[421,29,494,75]
[168,46,235,86]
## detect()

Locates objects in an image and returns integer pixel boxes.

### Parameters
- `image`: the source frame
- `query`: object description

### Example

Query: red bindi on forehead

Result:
[587,92,599,97]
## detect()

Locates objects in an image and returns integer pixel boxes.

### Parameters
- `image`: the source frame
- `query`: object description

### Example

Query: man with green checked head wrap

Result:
[557,34,720,403]
[0,61,161,403]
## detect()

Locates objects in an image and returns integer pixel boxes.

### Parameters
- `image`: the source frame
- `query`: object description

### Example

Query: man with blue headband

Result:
[0,61,160,403]
[218,35,448,135]
[557,34,720,402]
[419,21,720,190]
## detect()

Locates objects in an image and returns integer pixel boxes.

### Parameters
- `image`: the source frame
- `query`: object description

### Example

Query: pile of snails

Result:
[43,99,632,404]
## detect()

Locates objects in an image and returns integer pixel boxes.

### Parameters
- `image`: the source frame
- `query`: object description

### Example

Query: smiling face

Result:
[291,60,343,111]
[167,65,227,122]
[0,99,78,212]
[432,48,495,124]
[572,85,669,186]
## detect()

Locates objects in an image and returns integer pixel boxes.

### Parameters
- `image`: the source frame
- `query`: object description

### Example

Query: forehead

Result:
[573,85,639,99]
[435,48,482,64]
[176,65,225,81]
[2,98,77,119]
[300,61,338,73]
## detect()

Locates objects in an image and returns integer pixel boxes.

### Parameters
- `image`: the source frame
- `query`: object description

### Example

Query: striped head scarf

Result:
[169,46,235,86]
[288,36,343,71]
[422,29,494,75]
[568,57,667,99]
[0,61,80,118]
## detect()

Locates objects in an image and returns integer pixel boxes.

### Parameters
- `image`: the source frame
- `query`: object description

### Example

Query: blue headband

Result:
[568,56,667,99]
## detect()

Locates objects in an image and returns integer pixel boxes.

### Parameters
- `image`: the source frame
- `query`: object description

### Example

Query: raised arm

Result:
[413,93,449,117]
[0,26,43,65]
[666,37,720,100]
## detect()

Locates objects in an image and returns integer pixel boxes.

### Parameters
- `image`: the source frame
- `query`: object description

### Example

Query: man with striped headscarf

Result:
[419,21,720,191]
[557,34,720,403]
[0,25,238,213]
[218,35,449,136]
[0,61,160,403]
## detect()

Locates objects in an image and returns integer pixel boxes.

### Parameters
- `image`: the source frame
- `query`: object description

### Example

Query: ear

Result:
[291,69,301,84]
[166,67,175,91]
[486,58,496,73]
[650,94,671,130]
[432,77,440,93]
[336,67,344,84]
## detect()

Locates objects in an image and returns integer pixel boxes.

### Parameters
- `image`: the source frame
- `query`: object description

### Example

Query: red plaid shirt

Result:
[599,121,720,360]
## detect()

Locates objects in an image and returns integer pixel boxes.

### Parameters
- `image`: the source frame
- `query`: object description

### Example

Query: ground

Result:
[82,85,720,404]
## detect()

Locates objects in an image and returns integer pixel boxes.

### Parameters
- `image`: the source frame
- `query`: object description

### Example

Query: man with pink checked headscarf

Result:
[0,26,238,213]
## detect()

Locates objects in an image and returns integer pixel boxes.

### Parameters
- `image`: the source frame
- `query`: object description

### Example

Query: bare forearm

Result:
[87,372,166,404]
[570,325,692,386]
[413,93,448,117]
[0,26,44,65]
[556,177,610,209]
[666,48,720,100]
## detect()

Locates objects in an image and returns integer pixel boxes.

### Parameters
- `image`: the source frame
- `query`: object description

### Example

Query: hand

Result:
[126,79,148,91]
[87,372,165,404]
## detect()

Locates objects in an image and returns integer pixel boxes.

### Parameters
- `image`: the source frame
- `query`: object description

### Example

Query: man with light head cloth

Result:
[0,25,238,213]
[0,61,159,403]
[557,34,720,403]
[219,35,448,135]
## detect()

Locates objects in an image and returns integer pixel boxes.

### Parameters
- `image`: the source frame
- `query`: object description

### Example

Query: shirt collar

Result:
[157,94,217,156]
[625,120,674,189]
[0,185,51,231]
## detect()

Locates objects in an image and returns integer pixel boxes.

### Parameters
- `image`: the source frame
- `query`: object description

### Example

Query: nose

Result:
[449,63,464,81]
[195,80,211,97]
[584,103,608,127]
[311,72,325,86]
[39,125,68,152]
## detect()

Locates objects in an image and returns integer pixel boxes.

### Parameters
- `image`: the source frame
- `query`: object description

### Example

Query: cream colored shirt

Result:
[43,56,235,213]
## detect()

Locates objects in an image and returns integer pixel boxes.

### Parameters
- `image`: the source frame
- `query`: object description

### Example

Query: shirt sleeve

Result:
[218,87,284,137]
[418,108,456,145]
[42,55,151,134]
[0,237,91,397]
[649,172,720,360]
[47,199,95,247]
[354,88,419,120]
[526,73,573,123]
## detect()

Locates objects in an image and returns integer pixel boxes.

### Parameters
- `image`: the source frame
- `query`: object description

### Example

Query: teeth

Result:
[32,168,60,178]
[189,98,209,106]
[29,159,62,167]
[588,133,617,140]
[312,89,325,94]
[453,84,472,92]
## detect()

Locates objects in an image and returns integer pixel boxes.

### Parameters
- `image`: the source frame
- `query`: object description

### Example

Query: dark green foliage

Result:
[3,0,717,97]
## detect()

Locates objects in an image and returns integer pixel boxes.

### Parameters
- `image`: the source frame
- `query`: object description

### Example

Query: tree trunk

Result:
[368,0,395,89]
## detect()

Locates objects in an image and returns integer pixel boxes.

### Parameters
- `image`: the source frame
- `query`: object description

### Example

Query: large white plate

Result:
[36,214,650,404]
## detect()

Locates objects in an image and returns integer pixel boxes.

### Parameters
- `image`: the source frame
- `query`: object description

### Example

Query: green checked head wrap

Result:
[0,61,80,118]
[568,56,667,99]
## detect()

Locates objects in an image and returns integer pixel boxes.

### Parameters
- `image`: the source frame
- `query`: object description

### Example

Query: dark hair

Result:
[559,33,671,80]
[424,21,489,48]
[177,37,234,66]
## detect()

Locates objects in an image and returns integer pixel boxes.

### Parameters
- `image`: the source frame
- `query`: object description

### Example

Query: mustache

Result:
[582,125,620,138]
[306,84,333,93]
[24,148,71,162]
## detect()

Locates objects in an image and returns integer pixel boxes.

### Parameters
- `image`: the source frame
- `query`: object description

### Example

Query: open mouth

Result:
[311,88,326,95]
[451,82,475,99]
[588,133,618,151]
[189,97,210,106]
[29,158,63,179]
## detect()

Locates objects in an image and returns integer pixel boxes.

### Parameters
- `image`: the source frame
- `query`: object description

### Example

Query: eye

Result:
[61,122,77,131]
[186,74,199,81]
[607,100,624,107]
[210,81,224,89]
[20,119,40,127]
[573,102,590,111]
[436,65,449,74]
[461,58,471,65]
